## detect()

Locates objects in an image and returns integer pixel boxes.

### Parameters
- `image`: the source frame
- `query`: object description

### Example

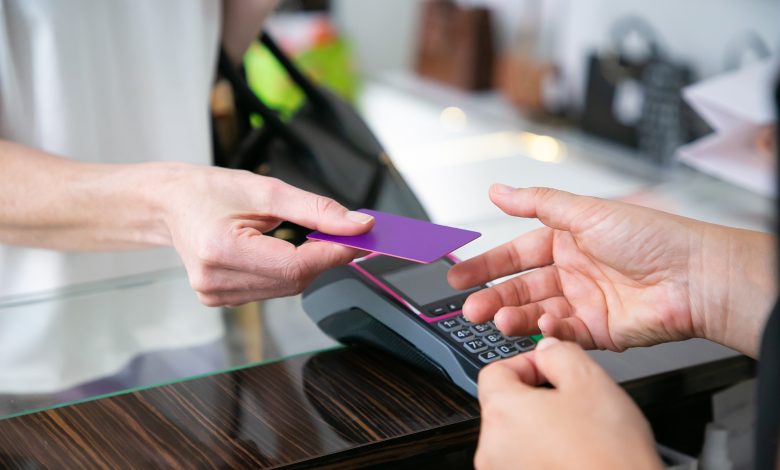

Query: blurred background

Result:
[207,0,779,381]
[214,0,778,230]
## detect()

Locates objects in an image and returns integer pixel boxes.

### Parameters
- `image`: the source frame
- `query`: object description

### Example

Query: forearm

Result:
[692,222,776,358]
[0,140,174,250]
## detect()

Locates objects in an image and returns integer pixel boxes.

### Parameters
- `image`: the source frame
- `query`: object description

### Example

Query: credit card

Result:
[307,209,481,263]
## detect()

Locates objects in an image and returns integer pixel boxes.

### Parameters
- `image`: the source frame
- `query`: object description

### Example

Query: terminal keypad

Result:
[436,314,537,364]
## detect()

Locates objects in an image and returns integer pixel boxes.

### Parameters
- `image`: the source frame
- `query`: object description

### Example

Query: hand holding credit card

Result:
[307,209,481,263]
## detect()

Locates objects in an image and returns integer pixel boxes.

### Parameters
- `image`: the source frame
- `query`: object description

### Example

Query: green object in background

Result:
[243,37,359,123]
[531,334,544,343]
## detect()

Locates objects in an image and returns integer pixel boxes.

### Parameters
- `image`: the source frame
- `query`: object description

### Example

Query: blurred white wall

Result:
[331,0,422,75]
[332,0,779,104]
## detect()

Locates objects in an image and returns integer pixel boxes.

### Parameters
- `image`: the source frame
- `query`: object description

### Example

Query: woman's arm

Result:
[0,140,374,305]
[0,140,171,250]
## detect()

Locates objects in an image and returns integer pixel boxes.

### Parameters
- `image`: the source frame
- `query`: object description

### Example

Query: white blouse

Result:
[0,0,225,393]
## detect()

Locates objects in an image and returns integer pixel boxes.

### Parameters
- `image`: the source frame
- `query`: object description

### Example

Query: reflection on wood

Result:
[225,302,264,363]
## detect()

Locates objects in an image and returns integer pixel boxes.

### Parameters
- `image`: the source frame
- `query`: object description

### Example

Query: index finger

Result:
[533,339,614,390]
[448,226,554,290]
[478,353,544,399]
[293,240,363,280]
[218,230,358,278]
[263,178,375,235]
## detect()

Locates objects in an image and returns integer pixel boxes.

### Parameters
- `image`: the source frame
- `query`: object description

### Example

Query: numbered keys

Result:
[470,323,493,335]
[478,350,501,363]
[438,318,461,332]
[483,333,506,346]
[516,338,536,351]
[464,339,488,353]
[451,328,475,342]
[496,343,519,357]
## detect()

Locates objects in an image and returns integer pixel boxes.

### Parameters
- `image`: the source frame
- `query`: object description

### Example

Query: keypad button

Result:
[516,338,536,351]
[464,339,488,353]
[470,323,493,335]
[459,316,473,326]
[451,328,475,342]
[438,318,461,332]
[483,333,506,346]
[496,344,519,357]
[429,306,448,316]
[478,350,501,364]
[447,302,460,312]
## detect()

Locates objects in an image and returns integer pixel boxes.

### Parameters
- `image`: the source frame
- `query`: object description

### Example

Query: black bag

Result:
[215,33,428,244]
[582,16,693,165]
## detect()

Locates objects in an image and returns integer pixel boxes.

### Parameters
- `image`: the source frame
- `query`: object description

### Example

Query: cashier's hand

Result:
[163,166,373,306]
[475,338,662,470]
[448,184,703,351]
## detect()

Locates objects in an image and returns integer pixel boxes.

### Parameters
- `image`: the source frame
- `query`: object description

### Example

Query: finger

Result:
[493,296,573,336]
[197,229,299,274]
[302,239,371,260]
[198,286,300,307]
[493,353,546,386]
[198,290,269,307]
[532,338,612,389]
[196,231,359,296]
[188,266,276,294]
[448,227,554,289]
[538,314,597,349]
[293,240,363,279]
[489,184,593,232]
[461,266,563,323]
[478,355,538,400]
[264,179,375,235]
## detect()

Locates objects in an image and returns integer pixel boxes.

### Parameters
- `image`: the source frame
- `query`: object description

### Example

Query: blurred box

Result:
[414,0,494,91]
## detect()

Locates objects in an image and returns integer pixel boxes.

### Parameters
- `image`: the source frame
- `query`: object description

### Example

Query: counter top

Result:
[0,347,481,469]
[0,345,754,469]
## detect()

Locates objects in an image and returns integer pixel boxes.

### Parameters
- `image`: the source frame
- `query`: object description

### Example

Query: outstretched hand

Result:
[449,184,706,351]
[164,167,374,306]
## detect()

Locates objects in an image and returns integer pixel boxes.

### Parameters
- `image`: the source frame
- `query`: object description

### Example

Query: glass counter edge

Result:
[0,267,190,309]
[0,344,345,422]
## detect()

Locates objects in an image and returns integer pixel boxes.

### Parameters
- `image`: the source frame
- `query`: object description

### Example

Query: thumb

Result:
[532,338,613,390]
[489,185,587,232]
[264,179,375,235]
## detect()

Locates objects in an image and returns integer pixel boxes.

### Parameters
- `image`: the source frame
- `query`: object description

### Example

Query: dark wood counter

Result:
[0,346,754,469]
[0,347,480,469]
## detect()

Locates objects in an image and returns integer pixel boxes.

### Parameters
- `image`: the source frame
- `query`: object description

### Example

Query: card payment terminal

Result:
[302,254,539,397]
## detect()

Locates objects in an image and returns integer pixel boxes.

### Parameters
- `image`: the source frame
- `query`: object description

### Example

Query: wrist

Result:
[119,161,195,247]
[690,223,776,357]
[721,229,776,357]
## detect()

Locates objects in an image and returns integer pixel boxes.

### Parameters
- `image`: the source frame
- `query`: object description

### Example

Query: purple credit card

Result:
[307,209,481,264]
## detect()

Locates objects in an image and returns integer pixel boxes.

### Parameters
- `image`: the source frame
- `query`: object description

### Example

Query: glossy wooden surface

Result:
[0,343,755,469]
[0,347,480,469]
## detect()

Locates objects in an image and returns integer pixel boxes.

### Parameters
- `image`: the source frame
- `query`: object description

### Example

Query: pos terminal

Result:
[302,254,540,397]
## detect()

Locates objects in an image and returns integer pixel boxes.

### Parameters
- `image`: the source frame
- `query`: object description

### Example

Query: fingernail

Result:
[536,337,560,351]
[491,183,513,195]
[347,211,374,224]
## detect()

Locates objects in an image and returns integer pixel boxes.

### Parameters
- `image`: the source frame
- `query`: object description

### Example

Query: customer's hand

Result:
[475,338,662,470]
[448,185,775,356]
[162,165,373,306]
